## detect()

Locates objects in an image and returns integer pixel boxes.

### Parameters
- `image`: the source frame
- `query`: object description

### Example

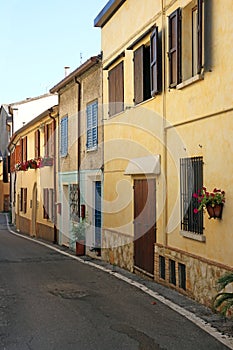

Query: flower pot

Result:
[76,240,85,256]
[206,203,223,219]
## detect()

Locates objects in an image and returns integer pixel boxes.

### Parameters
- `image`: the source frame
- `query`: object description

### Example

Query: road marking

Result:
[5,214,233,350]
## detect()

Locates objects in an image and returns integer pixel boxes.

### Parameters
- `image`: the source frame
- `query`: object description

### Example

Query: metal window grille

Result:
[159,255,166,280]
[169,259,176,285]
[180,156,203,234]
[178,263,186,290]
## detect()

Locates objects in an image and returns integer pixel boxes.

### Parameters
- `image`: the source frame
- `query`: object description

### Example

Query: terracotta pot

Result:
[76,240,85,256]
[206,203,223,219]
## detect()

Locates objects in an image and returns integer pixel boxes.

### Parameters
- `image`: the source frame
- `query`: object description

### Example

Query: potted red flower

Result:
[193,187,225,219]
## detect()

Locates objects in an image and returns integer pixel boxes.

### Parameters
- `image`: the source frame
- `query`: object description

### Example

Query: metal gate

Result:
[134,179,156,277]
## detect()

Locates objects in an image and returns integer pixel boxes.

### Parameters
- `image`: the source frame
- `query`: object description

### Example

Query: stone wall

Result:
[102,229,134,272]
[37,222,54,243]
[155,243,233,307]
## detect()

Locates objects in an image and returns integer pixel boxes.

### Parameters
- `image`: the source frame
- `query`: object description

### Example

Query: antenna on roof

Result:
[80,53,83,65]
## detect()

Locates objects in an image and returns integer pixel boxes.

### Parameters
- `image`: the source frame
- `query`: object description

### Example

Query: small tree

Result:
[213,273,233,318]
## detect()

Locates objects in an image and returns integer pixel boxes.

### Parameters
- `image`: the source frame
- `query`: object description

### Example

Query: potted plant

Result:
[71,219,87,256]
[193,187,225,219]
[213,273,233,318]
[27,158,38,169]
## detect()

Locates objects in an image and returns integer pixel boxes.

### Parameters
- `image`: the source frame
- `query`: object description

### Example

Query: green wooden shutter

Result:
[150,27,158,96]
[197,0,203,74]
[168,8,181,87]
[134,46,144,104]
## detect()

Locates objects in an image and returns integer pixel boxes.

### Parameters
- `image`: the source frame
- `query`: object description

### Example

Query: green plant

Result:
[213,273,233,318]
[71,219,88,243]
[193,187,225,214]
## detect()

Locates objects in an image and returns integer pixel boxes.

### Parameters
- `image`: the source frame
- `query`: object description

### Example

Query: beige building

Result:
[8,106,58,242]
[50,56,103,256]
[95,0,233,307]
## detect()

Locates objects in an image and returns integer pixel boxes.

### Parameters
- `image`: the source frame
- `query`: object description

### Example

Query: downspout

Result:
[161,0,168,247]
[75,78,81,218]
[49,108,58,244]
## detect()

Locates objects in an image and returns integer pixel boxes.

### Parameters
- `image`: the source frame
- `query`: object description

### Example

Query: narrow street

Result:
[0,214,229,350]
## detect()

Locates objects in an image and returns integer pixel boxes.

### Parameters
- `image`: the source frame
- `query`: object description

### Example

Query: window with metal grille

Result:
[180,156,203,234]
[159,255,166,280]
[60,116,68,157]
[178,263,186,290]
[69,184,79,222]
[86,101,98,150]
[169,259,176,285]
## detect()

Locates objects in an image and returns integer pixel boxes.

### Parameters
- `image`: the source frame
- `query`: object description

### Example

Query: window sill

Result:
[180,230,206,242]
[86,147,98,153]
[176,73,204,90]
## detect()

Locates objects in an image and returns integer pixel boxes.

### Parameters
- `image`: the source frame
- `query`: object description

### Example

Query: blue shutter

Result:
[60,116,68,156]
[86,101,98,150]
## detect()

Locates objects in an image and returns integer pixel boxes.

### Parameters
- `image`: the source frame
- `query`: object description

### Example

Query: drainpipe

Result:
[49,107,58,244]
[161,0,168,247]
[75,78,81,218]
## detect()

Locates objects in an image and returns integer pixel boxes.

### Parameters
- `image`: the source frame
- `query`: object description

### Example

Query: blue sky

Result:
[0,0,107,104]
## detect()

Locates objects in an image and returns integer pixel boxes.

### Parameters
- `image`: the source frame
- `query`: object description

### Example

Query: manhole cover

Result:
[49,288,88,299]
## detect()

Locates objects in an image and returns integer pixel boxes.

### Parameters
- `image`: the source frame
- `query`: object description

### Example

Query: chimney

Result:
[64,66,70,77]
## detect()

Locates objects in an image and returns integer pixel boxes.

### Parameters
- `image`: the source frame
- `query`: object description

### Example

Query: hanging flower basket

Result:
[193,187,225,220]
[206,203,224,219]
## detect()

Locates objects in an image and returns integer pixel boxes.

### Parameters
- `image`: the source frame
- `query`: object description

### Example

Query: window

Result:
[86,101,98,150]
[178,263,186,290]
[159,255,166,280]
[168,0,203,87]
[180,156,203,234]
[108,61,124,117]
[133,27,160,104]
[69,184,79,222]
[20,188,27,214]
[60,116,68,157]
[43,188,54,221]
[169,259,176,285]
[35,130,40,158]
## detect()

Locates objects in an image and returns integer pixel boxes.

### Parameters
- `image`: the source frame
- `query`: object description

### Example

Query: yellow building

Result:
[8,106,58,242]
[95,0,233,307]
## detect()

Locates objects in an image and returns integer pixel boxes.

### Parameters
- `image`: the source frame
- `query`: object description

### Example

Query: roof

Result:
[50,55,101,94]
[8,92,56,108]
[94,0,126,28]
[8,105,58,150]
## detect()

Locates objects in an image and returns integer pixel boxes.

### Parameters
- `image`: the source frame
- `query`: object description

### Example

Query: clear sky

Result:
[0,0,107,104]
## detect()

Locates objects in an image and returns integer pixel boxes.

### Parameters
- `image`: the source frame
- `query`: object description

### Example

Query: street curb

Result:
[5,214,233,349]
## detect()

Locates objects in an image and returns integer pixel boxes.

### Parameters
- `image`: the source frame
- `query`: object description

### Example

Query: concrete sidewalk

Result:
[2,212,233,349]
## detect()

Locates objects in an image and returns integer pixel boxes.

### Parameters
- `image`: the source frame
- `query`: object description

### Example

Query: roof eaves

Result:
[50,55,101,94]
[94,0,126,28]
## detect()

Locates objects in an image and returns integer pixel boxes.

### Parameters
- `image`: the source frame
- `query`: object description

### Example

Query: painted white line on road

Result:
[5,214,233,350]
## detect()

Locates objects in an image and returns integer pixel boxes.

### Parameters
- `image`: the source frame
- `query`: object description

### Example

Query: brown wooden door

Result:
[134,179,156,277]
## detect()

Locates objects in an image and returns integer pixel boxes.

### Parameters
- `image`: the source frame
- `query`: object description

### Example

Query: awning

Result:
[124,155,161,175]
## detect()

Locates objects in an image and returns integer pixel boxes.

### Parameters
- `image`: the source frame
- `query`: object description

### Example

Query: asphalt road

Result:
[0,215,229,350]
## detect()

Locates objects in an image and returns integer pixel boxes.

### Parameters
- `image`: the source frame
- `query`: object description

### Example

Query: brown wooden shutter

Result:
[23,188,27,214]
[23,137,27,162]
[35,130,40,158]
[3,157,8,183]
[43,188,49,219]
[44,124,48,156]
[150,27,158,96]
[115,61,124,114]
[108,68,115,117]
[134,46,144,104]
[20,138,23,162]
[168,8,181,87]
[197,0,203,74]
[108,62,124,116]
